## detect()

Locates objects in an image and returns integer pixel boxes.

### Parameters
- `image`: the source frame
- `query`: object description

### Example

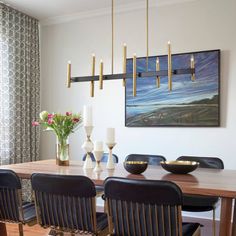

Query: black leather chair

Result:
[177,156,224,236]
[0,170,36,236]
[125,153,166,165]
[31,173,108,236]
[104,177,201,236]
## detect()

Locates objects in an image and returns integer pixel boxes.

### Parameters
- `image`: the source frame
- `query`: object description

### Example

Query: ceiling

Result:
[2,0,143,19]
[1,0,195,24]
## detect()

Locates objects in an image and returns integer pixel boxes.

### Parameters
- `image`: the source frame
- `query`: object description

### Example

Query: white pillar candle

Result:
[94,141,103,151]
[107,128,115,143]
[83,105,93,126]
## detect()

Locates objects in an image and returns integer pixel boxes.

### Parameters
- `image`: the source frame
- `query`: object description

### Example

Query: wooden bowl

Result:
[160,161,199,174]
[123,161,148,175]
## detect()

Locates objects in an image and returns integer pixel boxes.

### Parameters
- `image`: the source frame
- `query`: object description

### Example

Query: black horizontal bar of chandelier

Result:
[71,68,195,83]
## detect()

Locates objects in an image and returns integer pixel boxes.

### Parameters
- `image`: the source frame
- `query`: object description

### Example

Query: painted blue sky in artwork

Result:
[125,50,219,116]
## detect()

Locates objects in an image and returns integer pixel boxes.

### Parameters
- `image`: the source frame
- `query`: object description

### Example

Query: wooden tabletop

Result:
[1,159,236,236]
[1,159,236,198]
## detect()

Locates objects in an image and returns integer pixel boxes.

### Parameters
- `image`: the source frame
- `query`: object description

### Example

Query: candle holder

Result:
[93,150,104,172]
[81,126,94,169]
[106,142,116,170]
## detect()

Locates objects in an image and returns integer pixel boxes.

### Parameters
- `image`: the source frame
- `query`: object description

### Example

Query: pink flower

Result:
[72,118,80,123]
[48,119,53,125]
[48,114,54,119]
[66,112,72,116]
[32,121,39,126]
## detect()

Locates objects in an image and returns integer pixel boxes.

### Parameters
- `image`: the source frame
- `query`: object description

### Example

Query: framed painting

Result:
[125,49,220,127]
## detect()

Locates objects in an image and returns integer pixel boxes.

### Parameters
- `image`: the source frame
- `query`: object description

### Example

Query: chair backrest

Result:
[31,173,98,234]
[104,177,183,236]
[83,152,119,163]
[0,170,23,223]
[125,154,166,166]
[177,156,224,169]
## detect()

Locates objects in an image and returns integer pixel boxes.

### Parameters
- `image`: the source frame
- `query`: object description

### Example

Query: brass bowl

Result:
[160,161,199,174]
[124,161,148,175]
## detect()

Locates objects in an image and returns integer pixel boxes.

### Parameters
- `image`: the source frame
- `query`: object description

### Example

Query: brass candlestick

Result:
[106,143,116,169]
[93,150,104,172]
[81,126,94,169]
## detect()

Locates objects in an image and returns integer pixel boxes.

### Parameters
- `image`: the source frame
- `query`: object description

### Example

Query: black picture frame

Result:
[125,49,220,127]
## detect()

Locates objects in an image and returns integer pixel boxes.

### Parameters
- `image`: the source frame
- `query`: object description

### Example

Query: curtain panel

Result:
[0,3,40,166]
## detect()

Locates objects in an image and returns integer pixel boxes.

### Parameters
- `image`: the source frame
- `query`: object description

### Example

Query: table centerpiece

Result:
[32,111,82,166]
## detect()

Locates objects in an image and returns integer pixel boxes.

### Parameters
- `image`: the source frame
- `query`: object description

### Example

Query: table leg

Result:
[0,222,7,236]
[232,199,236,236]
[220,197,233,236]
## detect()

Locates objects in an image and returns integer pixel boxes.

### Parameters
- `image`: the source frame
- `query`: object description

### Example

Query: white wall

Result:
[40,0,236,219]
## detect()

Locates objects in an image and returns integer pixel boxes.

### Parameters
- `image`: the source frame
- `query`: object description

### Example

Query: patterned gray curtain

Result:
[0,3,40,166]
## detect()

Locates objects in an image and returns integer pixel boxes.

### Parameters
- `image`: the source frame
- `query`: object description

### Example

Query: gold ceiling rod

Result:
[111,0,114,75]
[146,0,149,71]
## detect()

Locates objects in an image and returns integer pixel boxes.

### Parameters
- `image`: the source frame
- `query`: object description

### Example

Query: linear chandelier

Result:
[66,0,195,97]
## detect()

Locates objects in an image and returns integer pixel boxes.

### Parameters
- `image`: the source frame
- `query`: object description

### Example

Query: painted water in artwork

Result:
[125,50,220,127]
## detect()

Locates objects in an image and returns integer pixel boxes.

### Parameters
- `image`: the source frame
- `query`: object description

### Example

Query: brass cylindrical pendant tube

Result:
[191,54,195,81]
[67,61,71,88]
[123,44,127,87]
[156,57,160,88]
[133,54,137,97]
[91,54,95,97]
[99,60,103,90]
[168,41,172,91]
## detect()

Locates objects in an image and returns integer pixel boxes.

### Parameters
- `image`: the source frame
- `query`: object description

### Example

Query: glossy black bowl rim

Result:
[160,161,199,166]
[124,161,148,165]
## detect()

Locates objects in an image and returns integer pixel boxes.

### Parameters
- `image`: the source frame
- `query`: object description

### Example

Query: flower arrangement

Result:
[32,111,82,138]
[32,111,82,165]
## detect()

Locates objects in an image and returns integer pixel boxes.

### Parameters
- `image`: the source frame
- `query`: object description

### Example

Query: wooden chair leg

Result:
[18,223,24,236]
[193,225,201,236]
[213,207,216,236]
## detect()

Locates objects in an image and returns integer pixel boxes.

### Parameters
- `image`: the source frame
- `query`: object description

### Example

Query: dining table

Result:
[0,159,236,236]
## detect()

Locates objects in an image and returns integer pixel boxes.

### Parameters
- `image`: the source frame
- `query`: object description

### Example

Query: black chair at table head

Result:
[177,155,224,236]
[104,177,201,236]
[83,152,119,194]
[125,153,166,165]
[0,170,36,236]
[31,173,108,236]
[83,152,119,163]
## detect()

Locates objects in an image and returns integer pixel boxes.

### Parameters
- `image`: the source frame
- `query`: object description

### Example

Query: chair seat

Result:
[112,222,200,236]
[182,194,219,212]
[183,222,201,236]
[22,202,36,223]
[96,212,108,231]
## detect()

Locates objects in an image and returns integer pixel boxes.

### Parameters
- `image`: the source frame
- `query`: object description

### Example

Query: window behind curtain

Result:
[0,7,11,164]
[0,3,40,165]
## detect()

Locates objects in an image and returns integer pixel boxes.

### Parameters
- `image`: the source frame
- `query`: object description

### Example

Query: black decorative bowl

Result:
[124,161,148,175]
[160,161,199,174]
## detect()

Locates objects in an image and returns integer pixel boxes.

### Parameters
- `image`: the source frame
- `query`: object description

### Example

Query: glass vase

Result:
[56,136,69,166]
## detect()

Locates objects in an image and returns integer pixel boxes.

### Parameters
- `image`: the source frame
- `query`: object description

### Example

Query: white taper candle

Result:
[107,128,115,143]
[83,105,93,126]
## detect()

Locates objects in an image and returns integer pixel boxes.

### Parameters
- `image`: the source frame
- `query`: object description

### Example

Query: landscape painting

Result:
[125,50,220,127]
